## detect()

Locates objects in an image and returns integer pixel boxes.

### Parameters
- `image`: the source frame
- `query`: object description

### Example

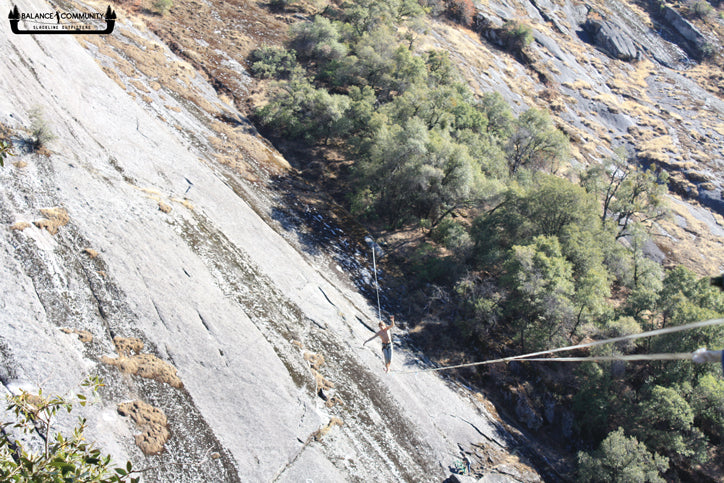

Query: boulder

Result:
[662,6,708,59]
[583,17,640,61]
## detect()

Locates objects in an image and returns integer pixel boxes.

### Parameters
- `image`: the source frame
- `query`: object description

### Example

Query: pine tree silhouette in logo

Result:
[104,5,117,33]
[8,5,20,34]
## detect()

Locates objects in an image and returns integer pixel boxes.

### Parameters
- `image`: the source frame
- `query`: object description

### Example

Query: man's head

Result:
[379,322,384,329]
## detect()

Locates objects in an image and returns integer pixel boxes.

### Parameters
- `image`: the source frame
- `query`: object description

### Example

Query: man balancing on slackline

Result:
[364,315,395,373]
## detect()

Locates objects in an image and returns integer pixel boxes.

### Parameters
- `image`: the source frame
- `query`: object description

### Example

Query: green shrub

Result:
[29,106,56,151]
[431,218,471,252]
[0,376,138,482]
[152,0,172,16]
[0,140,14,167]
[689,1,714,19]
[409,243,459,283]
[502,20,534,52]
[250,45,298,79]
[577,427,668,483]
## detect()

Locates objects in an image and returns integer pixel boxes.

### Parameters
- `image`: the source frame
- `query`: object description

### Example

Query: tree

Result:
[691,373,724,441]
[0,377,138,482]
[249,45,298,79]
[289,16,347,64]
[352,116,483,226]
[502,235,576,351]
[255,74,351,143]
[480,92,514,140]
[454,273,504,344]
[570,266,611,339]
[341,0,425,36]
[582,150,668,239]
[573,363,613,440]
[620,230,662,325]
[634,385,707,464]
[505,108,569,174]
[648,266,724,386]
[446,0,475,27]
[658,265,724,328]
[609,167,668,239]
[501,21,534,53]
[577,427,668,483]
[472,175,601,268]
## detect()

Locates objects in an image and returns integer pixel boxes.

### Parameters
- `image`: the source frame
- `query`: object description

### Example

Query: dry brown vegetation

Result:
[83,248,99,258]
[9,221,31,231]
[60,328,94,343]
[117,399,170,455]
[303,351,325,370]
[113,336,144,356]
[103,336,183,388]
[312,417,343,441]
[33,207,70,235]
[158,201,172,213]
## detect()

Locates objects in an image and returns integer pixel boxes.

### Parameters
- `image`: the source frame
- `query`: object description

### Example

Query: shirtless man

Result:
[364,316,395,373]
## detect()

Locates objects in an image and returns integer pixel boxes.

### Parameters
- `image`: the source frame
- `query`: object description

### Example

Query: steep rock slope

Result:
[0,0,544,481]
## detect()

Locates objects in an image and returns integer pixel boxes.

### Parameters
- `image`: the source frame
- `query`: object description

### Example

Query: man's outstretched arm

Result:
[363,331,380,345]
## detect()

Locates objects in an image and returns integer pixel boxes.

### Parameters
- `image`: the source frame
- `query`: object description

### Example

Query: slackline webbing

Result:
[393,317,724,374]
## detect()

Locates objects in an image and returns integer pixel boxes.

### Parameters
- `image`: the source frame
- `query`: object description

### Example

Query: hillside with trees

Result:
[247,0,724,479]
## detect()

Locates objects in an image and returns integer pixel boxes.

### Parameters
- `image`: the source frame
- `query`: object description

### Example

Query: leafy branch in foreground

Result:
[0,140,14,167]
[0,376,138,483]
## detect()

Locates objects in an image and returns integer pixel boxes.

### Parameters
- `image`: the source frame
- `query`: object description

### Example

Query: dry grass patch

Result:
[620,99,656,119]
[103,336,183,388]
[60,328,93,343]
[113,336,144,356]
[313,417,343,441]
[10,221,30,231]
[130,79,150,94]
[103,353,184,388]
[593,93,621,113]
[83,248,99,258]
[158,201,172,213]
[117,400,170,455]
[171,197,194,210]
[34,207,69,235]
[638,135,677,165]
[313,369,334,391]
[304,351,325,370]
[630,59,656,88]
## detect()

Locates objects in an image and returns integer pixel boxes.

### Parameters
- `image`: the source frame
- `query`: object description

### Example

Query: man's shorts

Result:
[382,342,392,365]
